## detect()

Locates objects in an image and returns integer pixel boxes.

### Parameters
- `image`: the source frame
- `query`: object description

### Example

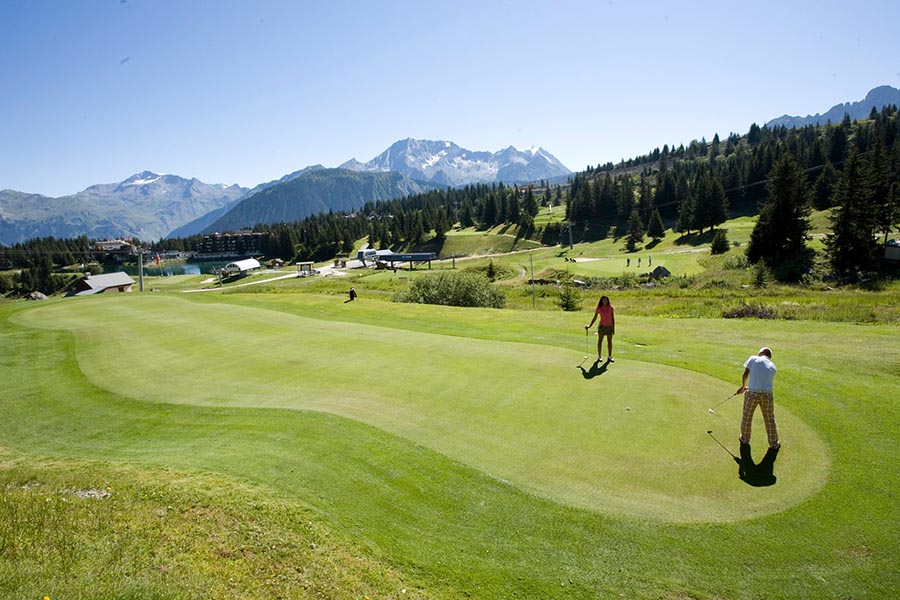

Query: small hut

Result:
[69,272,135,296]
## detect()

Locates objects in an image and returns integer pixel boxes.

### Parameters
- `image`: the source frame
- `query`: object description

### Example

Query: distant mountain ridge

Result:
[0,171,248,245]
[168,165,326,238]
[765,85,900,129]
[339,138,572,187]
[2,138,571,244]
[201,168,439,234]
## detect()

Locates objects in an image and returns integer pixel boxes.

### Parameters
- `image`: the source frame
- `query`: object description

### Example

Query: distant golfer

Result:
[585,295,615,363]
[346,287,357,303]
[737,347,780,450]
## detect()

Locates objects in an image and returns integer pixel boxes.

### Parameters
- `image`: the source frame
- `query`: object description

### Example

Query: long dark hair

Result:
[598,295,611,307]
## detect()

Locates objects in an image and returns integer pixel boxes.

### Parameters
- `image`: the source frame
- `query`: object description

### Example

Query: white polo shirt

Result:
[744,355,776,392]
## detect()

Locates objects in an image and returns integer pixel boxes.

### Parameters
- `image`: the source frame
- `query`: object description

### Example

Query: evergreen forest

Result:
[2,106,899,296]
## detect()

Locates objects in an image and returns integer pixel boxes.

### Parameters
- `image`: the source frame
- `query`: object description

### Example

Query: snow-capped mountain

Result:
[0,171,248,245]
[339,138,571,187]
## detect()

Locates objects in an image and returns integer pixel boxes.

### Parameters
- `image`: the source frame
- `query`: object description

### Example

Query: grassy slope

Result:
[2,287,899,599]
[9,295,829,522]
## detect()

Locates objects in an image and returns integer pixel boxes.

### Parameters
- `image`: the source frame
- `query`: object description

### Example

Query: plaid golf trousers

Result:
[740,389,780,449]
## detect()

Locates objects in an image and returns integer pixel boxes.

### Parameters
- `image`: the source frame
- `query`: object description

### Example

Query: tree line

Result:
[3,106,898,294]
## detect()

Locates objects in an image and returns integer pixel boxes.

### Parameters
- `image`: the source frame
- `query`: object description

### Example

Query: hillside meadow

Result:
[2,221,899,599]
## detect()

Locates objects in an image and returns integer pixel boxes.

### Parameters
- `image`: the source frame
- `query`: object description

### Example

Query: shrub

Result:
[752,262,770,288]
[464,261,515,281]
[723,302,777,319]
[724,254,749,270]
[393,271,506,308]
[557,285,582,311]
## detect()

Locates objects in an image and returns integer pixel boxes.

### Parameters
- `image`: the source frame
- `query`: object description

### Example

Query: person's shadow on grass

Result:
[736,443,779,487]
[578,359,609,379]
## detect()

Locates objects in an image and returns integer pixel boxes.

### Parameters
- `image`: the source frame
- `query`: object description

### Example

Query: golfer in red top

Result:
[585,295,615,363]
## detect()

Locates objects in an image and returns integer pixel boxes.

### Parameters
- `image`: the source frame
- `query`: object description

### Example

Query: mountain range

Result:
[0,140,570,245]
[0,172,248,245]
[339,138,572,187]
[198,168,439,235]
[3,84,899,246]
[765,85,900,129]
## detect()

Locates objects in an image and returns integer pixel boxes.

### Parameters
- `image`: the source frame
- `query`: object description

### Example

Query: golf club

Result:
[707,430,737,459]
[708,391,740,414]
[577,327,589,368]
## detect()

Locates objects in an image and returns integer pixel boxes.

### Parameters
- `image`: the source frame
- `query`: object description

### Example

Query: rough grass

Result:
[0,454,421,600]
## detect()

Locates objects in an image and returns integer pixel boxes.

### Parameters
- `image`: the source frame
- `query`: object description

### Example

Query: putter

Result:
[577,327,589,368]
[707,430,738,459]
[708,391,740,414]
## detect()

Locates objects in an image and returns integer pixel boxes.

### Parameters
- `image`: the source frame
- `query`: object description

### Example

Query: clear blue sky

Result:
[2,0,898,197]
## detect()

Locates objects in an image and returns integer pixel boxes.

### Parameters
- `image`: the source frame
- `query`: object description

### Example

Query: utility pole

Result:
[138,251,144,291]
[530,252,536,308]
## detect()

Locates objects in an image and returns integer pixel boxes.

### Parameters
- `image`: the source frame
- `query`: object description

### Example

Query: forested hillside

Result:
[3,106,899,296]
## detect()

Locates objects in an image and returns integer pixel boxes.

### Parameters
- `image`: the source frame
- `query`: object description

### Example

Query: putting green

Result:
[14,295,829,522]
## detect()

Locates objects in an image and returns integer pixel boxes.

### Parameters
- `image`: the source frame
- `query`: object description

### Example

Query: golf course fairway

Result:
[12,294,828,522]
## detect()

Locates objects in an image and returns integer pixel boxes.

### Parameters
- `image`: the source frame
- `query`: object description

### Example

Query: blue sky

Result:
[2,0,898,197]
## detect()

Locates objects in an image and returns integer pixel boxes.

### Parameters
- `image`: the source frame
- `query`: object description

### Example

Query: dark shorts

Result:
[598,325,615,335]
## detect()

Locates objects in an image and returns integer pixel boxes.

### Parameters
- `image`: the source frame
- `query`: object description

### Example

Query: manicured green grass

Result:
[2,288,899,599]
[8,294,829,522]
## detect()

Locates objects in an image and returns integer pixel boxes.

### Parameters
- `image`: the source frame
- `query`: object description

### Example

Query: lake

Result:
[119,262,229,277]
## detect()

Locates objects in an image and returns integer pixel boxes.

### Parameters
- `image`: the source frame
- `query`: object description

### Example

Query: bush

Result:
[464,261,515,282]
[557,285,582,311]
[752,262,770,288]
[393,271,506,308]
[723,303,777,319]
[724,254,749,270]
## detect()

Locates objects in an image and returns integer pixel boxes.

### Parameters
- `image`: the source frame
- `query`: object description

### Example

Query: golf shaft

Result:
[711,391,739,410]
[707,430,737,459]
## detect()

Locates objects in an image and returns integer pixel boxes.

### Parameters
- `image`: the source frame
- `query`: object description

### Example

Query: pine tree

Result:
[506,187,520,223]
[693,168,728,233]
[481,192,499,228]
[523,187,539,218]
[616,176,635,228]
[709,133,721,161]
[825,149,880,277]
[812,161,840,210]
[626,208,644,251]
[748,123,762,145]
[646,208,665,240]
[434,206,451,242]
[868,141,898,244]
[638,173,653,218]
[710,229,730,254]
[675,191,696,235]
[746,152,812,281]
